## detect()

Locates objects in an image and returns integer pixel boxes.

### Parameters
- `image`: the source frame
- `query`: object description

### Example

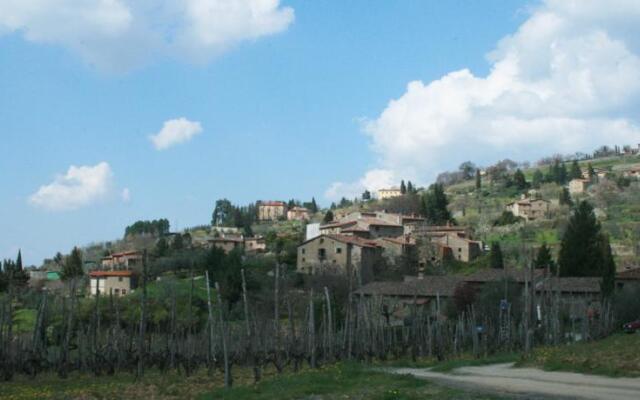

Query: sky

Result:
[1,0,639,265]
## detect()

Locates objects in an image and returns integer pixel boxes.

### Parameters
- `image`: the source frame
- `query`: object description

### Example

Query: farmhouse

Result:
[505,197,550,221]
[258,201,287,221]
[296,234,381,278]
[287,206,311,221]
[377,187,402,200]
[101,251,143,269]
[569,178,590,194]
[89,270,137,297]
[244,236,266,252]
[207,237,244,253]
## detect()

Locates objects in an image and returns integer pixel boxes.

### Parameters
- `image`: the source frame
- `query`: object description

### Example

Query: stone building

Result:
[377,187,402,200]
[296,234,381,279]
[258,201,287,221]
[287,206,311,221]
[101,251,143,269]
[89,270,137,297]
[569,178,590,194]
[505,197,550,221]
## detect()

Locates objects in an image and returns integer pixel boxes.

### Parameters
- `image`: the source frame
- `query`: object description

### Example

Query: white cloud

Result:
[149,118,203,150]
[327,0,640,200]
[29,162,114,211]
[0,0,294,71]
[121,187,131,203]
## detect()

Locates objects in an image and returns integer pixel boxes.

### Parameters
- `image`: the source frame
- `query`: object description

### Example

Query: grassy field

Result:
[519,333,640,377]
[202,362,504,400]
[0,362,506,400]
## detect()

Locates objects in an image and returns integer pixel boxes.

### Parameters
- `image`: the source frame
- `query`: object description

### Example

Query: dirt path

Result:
[387,363,640,400]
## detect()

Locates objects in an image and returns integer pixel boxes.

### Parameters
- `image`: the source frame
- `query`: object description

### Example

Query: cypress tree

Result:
[310,197,318,214]
[400,180,407,194]
[475,169,482,190]
[62,247,84,280]
[490,242,504,269]
[600,234,616,298]
[558,201,603,277]
[559,187,573,206]
[532,170,543,189]
[569,160,582,180]
[323,210,334,223]
[513,169,527,190]
[422,183,452,225]
[534,243,556,274]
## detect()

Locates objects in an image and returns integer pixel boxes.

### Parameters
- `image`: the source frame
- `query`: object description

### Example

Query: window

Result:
[301,248,306,254]
[336,247,342,254]
[302,258,306,263]
[122,289,127,295]
[114,289,120,294]
[118,277,123,282]
[320,238,324,244]
[458,248,462,252]
[318,248,326,260]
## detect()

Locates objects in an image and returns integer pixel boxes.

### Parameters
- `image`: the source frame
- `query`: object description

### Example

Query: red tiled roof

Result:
[326,234,379,248]
[355,276,463,297]
[259,201,286,207]
[462,268,543,283]
[89,270,135,277]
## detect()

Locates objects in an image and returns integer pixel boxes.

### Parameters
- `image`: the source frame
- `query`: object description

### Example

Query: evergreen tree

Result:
[558,201,603,277]
[600,234,616,298]
[475,169,482,190]
[532,169,543,189]
[569,160,582,180]
[323,210,334,223]
[490,242,504,269]
[310,197,319,214]
[362,190,371,201]
[422,183,452,225]
[154,237,169,257]
[534,243,556,273]
[171,234,184,251]
[400,180,407,194]
[10,250,29,287]
[62,247,84,280]
[513,169,527,190]
[407,181,414,194]
[559,187,573,206]
[559,162,568,184]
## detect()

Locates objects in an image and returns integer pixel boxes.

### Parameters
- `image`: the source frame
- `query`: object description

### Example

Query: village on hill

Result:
[13,143,640,314]
[2,142,640,396]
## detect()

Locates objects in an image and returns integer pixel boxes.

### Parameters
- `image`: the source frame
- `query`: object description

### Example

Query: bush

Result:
[614,285,640,325]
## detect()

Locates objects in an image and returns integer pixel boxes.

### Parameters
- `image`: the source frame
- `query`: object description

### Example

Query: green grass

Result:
[0,370,226,400]
[13,308,37,334]
[518,333,640,377]
[202,362,504,400]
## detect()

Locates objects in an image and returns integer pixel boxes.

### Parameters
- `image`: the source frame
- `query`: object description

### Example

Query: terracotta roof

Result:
[107,251,142,258]
[378,187,401,192]
[89,270,135,277]
[320,220,358,229]
[616,268,640,281]
[288,207,310,212]
[380,236,416,246]
[535,277,601,293]
[209,237,244,243]
[355,276,463,297]
[259,201,286,207]
[326,234,379,248]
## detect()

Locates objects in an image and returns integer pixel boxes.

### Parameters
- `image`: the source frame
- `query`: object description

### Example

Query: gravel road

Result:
[388,363,640,400]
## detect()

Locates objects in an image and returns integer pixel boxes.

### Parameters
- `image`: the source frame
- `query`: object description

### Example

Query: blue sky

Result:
[1,0,639,265]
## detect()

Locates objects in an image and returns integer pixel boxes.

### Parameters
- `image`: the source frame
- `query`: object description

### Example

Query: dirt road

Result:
[388,363,640,400]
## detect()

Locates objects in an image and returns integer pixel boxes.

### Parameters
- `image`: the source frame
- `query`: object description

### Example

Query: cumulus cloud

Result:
[150,118,203,150]
[0,0,294,71]
[326,0,640,200]
[29,162,114,211]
